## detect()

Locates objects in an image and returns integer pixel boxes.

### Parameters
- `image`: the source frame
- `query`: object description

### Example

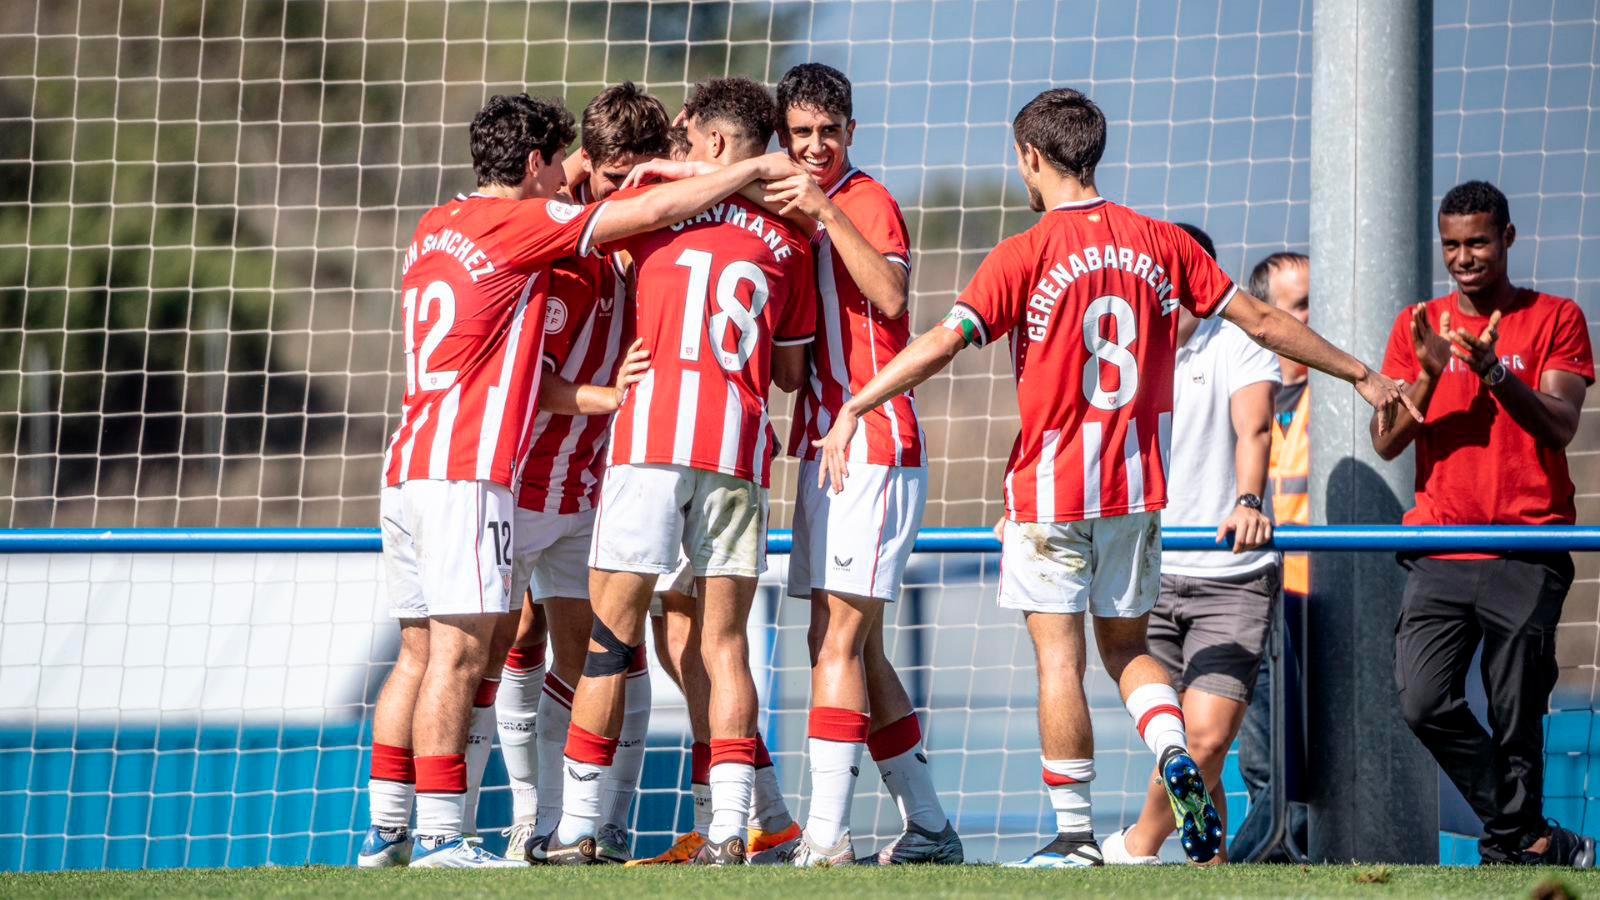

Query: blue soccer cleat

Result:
[1002,832,1103,868]
[410,835,526,868]
[357,825,413,868]
[1158,746,1224,863]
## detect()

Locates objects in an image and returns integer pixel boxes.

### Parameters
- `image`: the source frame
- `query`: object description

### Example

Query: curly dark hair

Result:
[776,62,852,120]
[1439,180,1510,230]
[470,94,576,188]
[581,82,670,165]
[682,77,777,153]
[1012,88,1106,187]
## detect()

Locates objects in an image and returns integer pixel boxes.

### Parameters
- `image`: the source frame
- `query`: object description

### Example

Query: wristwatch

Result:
[1482,361,1508,387]
[1236,493,1263,511]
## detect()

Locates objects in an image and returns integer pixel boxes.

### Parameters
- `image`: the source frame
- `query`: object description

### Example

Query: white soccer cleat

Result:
[357,826,412,868]
[1101,826,1161,865]
[1003,833,1103,868]
[409,836,526,868]
[500,821,540,863]
[791,830,856,867]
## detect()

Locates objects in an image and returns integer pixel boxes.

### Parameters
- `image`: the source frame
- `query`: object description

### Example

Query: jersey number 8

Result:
[1081,294,1140,411]
[674,248,770,372]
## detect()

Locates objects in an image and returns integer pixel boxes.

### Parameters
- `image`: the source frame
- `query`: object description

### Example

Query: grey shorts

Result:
[1147,567,1279,703]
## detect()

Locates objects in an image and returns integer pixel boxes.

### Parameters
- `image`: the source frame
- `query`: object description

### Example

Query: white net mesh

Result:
[0,0,1595,872]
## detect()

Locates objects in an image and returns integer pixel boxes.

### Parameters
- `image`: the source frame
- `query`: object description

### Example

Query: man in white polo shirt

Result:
[1103,224,1281,864]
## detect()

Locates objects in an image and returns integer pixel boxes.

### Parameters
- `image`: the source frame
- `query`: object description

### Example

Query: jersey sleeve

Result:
[1543,298,1595,384]
[499,197,610,269]
[1168,224,1238,318]
[774,241,818,346]
[947,235,1031,347]
[835,182,911,271]
[1380,306,1419,381]
[1225,324,1283,394]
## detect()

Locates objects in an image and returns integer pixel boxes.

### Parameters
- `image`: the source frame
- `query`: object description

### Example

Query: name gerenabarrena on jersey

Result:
[605,188,817,487]
[788,168,926,468]
[383,193,606,489]
[945,197,1237,523]
[516,251,630,514]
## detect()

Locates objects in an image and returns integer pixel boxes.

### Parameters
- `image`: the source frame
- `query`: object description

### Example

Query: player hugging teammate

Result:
[363,69,1419,870]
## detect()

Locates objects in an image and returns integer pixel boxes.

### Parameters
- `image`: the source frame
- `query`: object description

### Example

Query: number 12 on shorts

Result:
[486,519,511,566]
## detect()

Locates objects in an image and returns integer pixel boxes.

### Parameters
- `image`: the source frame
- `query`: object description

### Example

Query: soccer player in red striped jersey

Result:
[815,88,1418,868]
[762,63,959,867]
[366,92,802,869]
[472,83,674,865]
[538,78,816,867]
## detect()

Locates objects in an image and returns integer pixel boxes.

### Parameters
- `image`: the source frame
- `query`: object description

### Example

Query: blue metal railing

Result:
[2,525,1597,554]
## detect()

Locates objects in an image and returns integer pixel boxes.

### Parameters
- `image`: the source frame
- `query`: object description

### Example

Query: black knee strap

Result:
[584,619,637,677]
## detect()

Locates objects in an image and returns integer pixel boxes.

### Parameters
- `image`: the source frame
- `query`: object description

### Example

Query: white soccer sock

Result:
[496,658,543,824]
[556,758,608,845]
[602,670,652,832]
[460,680,498,835]
[414,754,468,843]
[872,717,947,832]
[1126,682,1188,759]
[367,779,414,831]
[804,736,863,847]
[708,762,755,844]
[750,763,791,831]
[535,673,574,836]
[1043,757,1095,836]
[692,783,713,834]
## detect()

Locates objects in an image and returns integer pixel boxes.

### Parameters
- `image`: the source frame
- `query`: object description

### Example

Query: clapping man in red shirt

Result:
[1374,180,1595,868]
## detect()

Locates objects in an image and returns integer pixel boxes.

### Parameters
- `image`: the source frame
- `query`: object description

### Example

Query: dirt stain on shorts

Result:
[1018,522,1089,584]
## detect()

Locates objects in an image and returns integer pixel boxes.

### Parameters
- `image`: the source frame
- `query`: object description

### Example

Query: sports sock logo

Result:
[567,765,601,782]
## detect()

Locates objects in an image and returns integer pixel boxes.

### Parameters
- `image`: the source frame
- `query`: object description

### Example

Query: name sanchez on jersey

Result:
[400,226,498,283]
[1025,243,1178,341]
[668,201,797,262]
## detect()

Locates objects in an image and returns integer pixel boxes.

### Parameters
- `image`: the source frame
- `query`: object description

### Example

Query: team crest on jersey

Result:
[546,199,584,223]
[545,298,568,334]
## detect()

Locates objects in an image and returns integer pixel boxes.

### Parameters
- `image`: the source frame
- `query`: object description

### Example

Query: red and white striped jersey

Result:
[945,198,1237,523]
[787,168,926,468]
[383,192,606,489]
[605,189,816,487]
[516,252,631,514]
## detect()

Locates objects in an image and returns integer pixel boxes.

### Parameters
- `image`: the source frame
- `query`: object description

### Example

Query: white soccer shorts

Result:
[590,463,768,579]
[510,506,595,604]
[787,460,926,602]
[649,556,697,617]
[381,479,519,619]
[996,511,1161,618]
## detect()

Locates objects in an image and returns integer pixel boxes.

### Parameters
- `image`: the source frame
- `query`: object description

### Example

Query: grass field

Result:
[3,864,1596,899]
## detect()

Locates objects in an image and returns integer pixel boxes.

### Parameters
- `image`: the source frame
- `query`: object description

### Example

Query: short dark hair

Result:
[1248,251,1309,301]
[776,63,852,120]
[1012,88,1106,186]
[1175,223,1217,260]
[683,77,777,152]
[470,94,576,187]
[666,124,690,161]
[581,82,671,165]
[1439,180,1511,231]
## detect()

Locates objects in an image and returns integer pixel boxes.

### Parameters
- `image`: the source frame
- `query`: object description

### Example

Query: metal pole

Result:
[1307,0,1438,863]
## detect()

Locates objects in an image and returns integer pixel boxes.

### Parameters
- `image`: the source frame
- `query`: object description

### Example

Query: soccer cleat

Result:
[792,830,855,867]
[597,823,632,864]
[1158,746,1224,864]
[623,831,705,866]
[876,820,964,865]
[357,825,412,868]
[500,821,539,863]
[747,820,802,865]
[1101,826,1161,865]
[1003,832,1103,868]
[1522,822,1597,868]
[527,831,600,866]
[690,834,748,866]
[409,836,525,868]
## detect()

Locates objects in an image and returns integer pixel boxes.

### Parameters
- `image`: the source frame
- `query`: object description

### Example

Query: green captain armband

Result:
[941,306,987,347]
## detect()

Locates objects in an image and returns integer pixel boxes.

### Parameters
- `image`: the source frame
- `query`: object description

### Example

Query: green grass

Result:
[2,865,1596,899]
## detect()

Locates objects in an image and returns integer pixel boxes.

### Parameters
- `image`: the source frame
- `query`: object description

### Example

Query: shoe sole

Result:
[1161,753,1223,863]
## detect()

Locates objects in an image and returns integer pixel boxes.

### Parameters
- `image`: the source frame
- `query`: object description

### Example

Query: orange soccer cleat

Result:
[746,820,802,865]
[623,831,705,866]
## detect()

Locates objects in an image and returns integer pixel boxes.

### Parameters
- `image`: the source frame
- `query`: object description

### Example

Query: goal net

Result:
[1,0,1594,871]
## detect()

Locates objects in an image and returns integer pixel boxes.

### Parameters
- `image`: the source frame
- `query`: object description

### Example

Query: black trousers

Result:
[1393,553,1574,858]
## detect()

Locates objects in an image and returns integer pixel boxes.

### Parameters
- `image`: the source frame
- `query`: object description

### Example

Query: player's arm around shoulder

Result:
[589,152,802,246]
[767,175,910,320]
